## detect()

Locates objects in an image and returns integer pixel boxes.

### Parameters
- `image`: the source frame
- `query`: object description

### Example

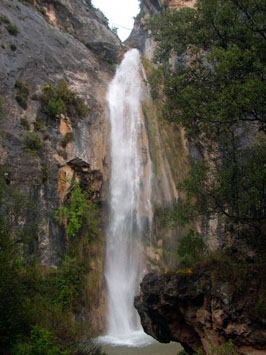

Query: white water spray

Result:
[99,49,154,346]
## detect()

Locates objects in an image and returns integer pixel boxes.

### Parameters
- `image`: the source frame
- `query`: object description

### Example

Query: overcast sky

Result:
[92,0,140,41]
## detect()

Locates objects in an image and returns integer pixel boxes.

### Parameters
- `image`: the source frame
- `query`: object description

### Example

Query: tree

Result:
[148,0,266,247]
[148,0,266,135]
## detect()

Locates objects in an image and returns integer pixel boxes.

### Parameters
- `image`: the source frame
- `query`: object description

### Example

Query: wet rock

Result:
[135,272,266,354]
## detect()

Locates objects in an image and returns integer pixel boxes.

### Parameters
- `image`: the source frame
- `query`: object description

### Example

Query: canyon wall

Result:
[131,1,266,354]
[0,0,123,334]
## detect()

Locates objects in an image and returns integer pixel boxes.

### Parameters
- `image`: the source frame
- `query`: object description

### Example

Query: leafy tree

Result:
[148,0,266,134]
[148,0,266,248]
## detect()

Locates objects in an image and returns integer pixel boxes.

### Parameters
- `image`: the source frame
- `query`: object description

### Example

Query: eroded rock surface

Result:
[0,0,121,265]
[135,272,266,355]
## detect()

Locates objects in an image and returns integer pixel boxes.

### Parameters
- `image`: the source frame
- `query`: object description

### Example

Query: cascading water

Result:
[99,49,154,346]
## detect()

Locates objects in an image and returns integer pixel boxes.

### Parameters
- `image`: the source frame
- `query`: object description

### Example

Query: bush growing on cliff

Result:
[6,23,18,35]
[62,132,74,147]
[57,181,99,241]
[40,81,89,119]
[15,80,30,110]
[0,96,6,119]
[178,230,206,266]
[0,170,105,354]
[24,131,44,154]
[0,16,10,24]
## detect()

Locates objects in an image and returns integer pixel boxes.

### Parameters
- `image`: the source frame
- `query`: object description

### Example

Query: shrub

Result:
[40,81,89,119]
[12,326,66,355]
[33,119,46,132]
[15,80,29,109]
[0,16,10,24]
[10,43,17,51]
[0,96,6,119]
[24,132,43,153]
[47,97,66,117]
[6,23,18,36]
[0,171,105,354]
[178,230,206,266]
[58,181,99,241]
[61,132,74,147]
[21,116,30,130]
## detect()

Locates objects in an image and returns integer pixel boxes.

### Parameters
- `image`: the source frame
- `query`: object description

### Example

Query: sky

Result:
[92,0,140,41]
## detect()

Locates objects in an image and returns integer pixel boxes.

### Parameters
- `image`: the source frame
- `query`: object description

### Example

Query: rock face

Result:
[127,0,196,57]
[43,0,123,63]
[0,0,122,265]
[0,0,123,333]
[135,272,266,355]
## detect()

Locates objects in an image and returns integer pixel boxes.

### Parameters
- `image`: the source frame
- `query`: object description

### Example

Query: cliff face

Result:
[0,0,122,266]
[127,0,196,57]
[135,271,266,355]
[0,0,124,336]
[132,1,266,354]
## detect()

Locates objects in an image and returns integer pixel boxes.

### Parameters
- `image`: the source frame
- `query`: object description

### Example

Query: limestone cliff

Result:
[0,0,122,334]
[0,0,122,265]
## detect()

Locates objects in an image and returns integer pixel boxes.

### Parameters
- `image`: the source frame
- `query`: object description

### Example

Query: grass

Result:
[6,23,18,36]
[15,80,29,110]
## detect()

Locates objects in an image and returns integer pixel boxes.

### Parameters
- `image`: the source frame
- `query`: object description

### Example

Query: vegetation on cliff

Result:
[148,0,266,256]
[0,170,105,354]
[141,1,266,351]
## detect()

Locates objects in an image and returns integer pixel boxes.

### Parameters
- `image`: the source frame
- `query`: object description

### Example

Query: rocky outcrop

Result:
[42,0,123,62]
[135,271,266,354]
[126,0,161,57]
[127,0,196,57]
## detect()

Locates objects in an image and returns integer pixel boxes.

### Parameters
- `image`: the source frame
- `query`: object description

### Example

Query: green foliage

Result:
[15,80,30,109]
[58,181,99,241]
[10,43,17,51]
[0,232,30,350]
[54,255,85,311]
[0,16,10,24]
[6,23,19,35]
[62,132,74,147]
[40,81,89,119]
[210,340,237,355]
[178,230,206,266]
[24,131,44,154]
[47,97,66,117]
[34,118,46,132]
[148,0,266,252]
[0,171,105,354]
[0,96,6,119]
[21,116,30,130]
[175,138,266,229]
[12,326,68,355]
[148,0,266,134]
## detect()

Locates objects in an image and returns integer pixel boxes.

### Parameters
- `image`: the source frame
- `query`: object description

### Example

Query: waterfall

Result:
[99,49,154,346]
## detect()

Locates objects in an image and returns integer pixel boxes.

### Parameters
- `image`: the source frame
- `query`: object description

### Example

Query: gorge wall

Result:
[0,0,123,336]
[0,0,123,265]
[130,1,266,354]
